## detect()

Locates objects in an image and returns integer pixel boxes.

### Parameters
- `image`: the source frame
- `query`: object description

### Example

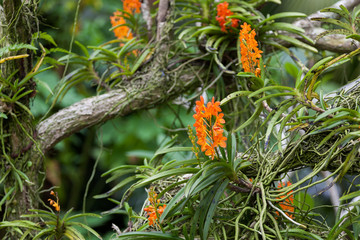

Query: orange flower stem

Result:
[154,210,165,233]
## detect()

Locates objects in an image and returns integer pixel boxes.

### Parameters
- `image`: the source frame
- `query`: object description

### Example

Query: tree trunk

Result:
[0,0,40,228]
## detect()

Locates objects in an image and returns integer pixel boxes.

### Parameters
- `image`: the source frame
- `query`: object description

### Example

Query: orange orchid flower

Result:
[276,181,294,219]
[239,22,263,77]
[216,2,239,32]
[110,11,134,40]
[193,96,227,159]
[144,188,166,226]
[48,190,60,212]
[123,0,141,14]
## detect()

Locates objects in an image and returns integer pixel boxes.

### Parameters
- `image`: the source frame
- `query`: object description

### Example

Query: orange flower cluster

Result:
[110,11,133,40]
[144,188,167,226]
[216,2,239,32]
[277,181,294,219]
[110,0,141,40]
[239,22,263,77]
[123,0,141,14]
[48,191,60,212]
[193,96,227,159]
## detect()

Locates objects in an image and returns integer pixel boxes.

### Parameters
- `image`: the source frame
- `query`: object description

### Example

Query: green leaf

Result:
[339,190,360,201]
[161,158,199,171]
[160,187,186,221]
[205,35,221,53]
[278,104,304,152]
[346,34,360,42]
[258,12,307,26]
[101,165,138,177]
[65,212,101,222]
[33,32,57,47]
[315,29,352,42]
[281,228,324,240]
[189,26,223,39]
[0,220,40,230]
[33,228,55,240]
[115,232,184,239]
[94,175,138,199]
[88,46,118,61]
[248,86,295,98]
[265,100,296,149]
[28,209,58,220]
[35,78,54,95]
[18,66,53,88]
[294,192,314,212]
[68,222,102,239]
[311,17,353,32]
[297,56,333,90]
[314,107,360,122]
[65,226,86,240]
[234,103,263,132]
[320,7,349,19]
[117,39,144,58]
[214,54,235,74]
[0,43,37,58]
[271,34,318,53]
[201,179,229,240]
[221,91,252,105]
[153,147,192,156]
[133,168,199,189]
[254,92,297,105]
[185,168,226,197]
[0,187,14,211]
[75,41,89,58]
[106,168,138,183]
[260,22,305,35]
[131,49,151,74]
[0,112,7,119]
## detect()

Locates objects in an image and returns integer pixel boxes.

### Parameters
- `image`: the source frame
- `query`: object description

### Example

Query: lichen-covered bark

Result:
[0,0,39,226]
[293,0,360,52]
[37,68,203,153]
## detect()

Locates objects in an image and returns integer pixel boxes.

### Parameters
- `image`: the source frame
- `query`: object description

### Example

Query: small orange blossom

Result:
[144,188,167,227]
[48,190,60,212]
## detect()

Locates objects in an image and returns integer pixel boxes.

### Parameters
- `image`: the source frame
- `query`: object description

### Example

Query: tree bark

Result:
[0,0,39,229]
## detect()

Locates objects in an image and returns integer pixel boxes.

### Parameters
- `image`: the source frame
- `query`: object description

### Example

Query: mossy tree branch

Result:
[293,0,360,53]
[35,0,360,158]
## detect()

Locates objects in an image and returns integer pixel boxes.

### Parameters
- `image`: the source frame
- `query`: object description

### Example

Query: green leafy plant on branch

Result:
[1,0,360,239]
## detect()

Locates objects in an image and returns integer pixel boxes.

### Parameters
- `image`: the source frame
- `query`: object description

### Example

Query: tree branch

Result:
[36,0,360,155]
[292,0,360,53]
[37,67,203,153]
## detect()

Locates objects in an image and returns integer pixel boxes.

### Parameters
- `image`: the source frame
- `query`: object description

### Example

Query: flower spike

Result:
[193,96,227,159]
[239,22,263,77]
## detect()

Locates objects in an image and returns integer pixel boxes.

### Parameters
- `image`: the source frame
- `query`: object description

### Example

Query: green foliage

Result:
[0,208,102,239]
[0,43,37,58]
[312,5,360,42]
[91,1,360,239]
[3,0,360,239]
